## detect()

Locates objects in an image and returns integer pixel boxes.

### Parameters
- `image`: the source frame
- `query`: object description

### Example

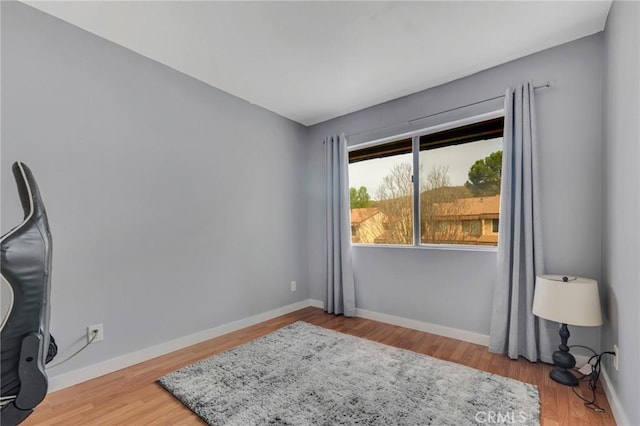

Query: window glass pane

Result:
[419,137,502,246]
[348,140,413,245]
[462,220,482,236]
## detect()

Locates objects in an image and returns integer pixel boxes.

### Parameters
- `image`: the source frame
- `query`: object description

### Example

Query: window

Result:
[492,219,500,233]
[462,220,482,237]
[348,113,503,247]
[348,138,413,245]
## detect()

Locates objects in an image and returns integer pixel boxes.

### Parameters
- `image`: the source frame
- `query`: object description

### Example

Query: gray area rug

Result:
[158,322,539,425]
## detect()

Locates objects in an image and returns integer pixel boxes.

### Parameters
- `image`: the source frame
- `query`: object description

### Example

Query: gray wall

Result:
[307,35,604,348]
[602,1,640,424]
[1,2,309,376]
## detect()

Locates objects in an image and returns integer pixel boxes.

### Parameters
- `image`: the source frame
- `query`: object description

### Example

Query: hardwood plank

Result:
[23,307,616,425]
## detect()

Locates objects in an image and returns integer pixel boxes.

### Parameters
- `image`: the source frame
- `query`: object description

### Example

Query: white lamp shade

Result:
[532,275,603,326]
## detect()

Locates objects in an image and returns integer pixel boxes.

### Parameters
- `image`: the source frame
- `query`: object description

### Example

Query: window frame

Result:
[347,110,504,252]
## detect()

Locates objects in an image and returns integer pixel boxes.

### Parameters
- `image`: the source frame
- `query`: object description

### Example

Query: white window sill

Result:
[351,243,498,253]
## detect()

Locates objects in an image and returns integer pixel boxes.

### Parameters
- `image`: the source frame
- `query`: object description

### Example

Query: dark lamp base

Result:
[550,367,579,387]
[549,323,579,387]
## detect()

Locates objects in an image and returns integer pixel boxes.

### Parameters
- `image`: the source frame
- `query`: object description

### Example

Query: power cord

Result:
[46,330,98,369]
[569,344,616,413]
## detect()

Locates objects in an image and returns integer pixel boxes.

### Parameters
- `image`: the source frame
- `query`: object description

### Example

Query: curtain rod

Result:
[346,81,552,139]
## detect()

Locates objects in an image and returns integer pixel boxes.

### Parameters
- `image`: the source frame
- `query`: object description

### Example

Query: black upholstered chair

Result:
[1,162,55,425]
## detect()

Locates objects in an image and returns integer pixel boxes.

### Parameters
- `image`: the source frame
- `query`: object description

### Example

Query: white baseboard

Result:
[48,299,314,392]
[355,307,490,346]
[308,299,489,346]
[49,298,490,393]
[600,366,630,426]
[309,298,324,309]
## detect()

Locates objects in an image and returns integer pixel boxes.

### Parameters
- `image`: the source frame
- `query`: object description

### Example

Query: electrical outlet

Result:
[290,281,296,292]
[613,345,619,370]
[87,323,104,343]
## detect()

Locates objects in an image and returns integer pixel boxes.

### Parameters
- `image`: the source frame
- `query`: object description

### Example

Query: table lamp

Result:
[532,275,602,387]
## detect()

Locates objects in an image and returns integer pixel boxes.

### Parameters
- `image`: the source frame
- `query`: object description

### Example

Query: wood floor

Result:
[25,307,615,425]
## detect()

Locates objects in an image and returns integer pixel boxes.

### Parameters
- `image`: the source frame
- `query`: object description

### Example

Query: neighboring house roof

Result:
[433,194,500,219]
[350,207,381,225]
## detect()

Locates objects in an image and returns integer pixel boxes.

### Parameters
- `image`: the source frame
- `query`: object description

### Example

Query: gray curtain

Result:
[325,134,356,316]
[488,83,555,363]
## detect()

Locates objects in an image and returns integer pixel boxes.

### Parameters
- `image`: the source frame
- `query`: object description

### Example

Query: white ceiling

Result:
[25,1,611,126]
